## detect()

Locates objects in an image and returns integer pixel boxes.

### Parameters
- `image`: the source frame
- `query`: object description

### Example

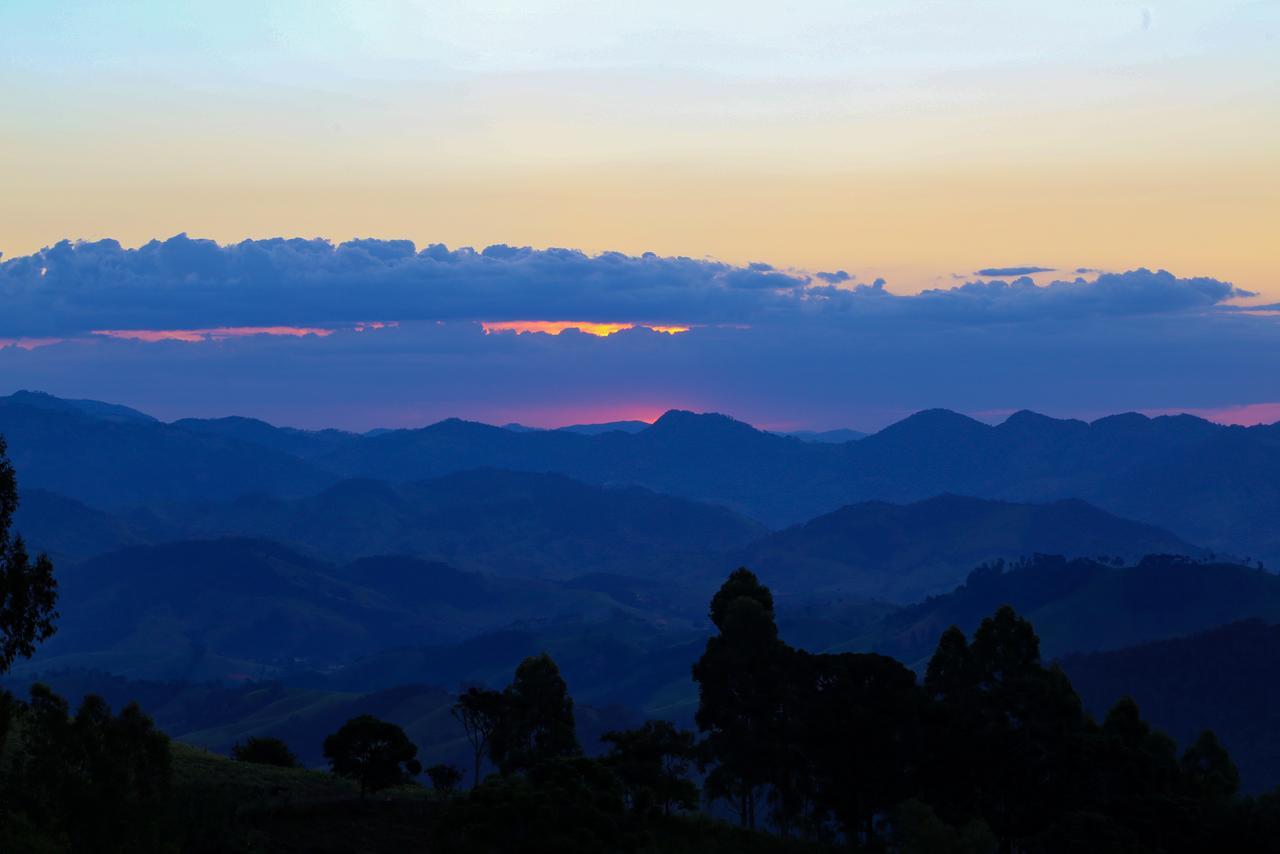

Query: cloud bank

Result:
[0,236,1274,430]
[0,236,1255,338]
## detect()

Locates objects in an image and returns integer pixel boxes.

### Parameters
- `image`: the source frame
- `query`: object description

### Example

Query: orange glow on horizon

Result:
[92,326,336,343]
[480,321,689,337]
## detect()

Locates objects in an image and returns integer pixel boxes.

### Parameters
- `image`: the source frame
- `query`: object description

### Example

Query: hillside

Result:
[1061,620,1280,793]
[21,539,662,681]
[128,469,767,579]
[853,554,1280,666]
[0,392,334,508]
[739,494,1201,601]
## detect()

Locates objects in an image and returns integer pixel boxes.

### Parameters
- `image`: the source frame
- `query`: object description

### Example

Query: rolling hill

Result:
[127,469,767,579]
[738,494,1202,601]
[850,554,1280,667]
[20,539,671,682]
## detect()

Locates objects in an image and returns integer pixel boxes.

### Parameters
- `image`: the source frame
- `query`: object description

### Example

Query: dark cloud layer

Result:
[0,236,1254,337]
[1,236,1274,429]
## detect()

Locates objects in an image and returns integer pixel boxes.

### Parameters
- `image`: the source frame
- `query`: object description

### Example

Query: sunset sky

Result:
[1,1,1277,430]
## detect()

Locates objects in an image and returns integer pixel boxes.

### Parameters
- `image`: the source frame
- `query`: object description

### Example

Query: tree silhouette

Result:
[0,436,58,674]
[452,685,505,788]
[426,763,464,798]
[1182,729,1239,801]
[231,736,298,768]
[602,720,699,816]
[322,715,421,800]
[799,650,924,846]
[693,568,788,829]
[9,684,171,853]
[489,653,580,775]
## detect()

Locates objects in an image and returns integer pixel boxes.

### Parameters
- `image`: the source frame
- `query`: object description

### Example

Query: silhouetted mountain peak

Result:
[1001,409,1085,429]
[1089,411,1151,431]
[3,390,157,424]
[647,410,759,437]
[872,408,990,443]
[419,417,510,437]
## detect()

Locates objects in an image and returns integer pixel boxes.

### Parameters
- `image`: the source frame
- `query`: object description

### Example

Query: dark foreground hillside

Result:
[1063,620,1280,793]
[7,571,1280,853]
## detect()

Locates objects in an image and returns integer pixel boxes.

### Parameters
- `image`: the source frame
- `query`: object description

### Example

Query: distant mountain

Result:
[170,415,360,459]
[3,389,157,423]
[558,420,650,435]
[316,410,848,527]
[1061,620,1280,793]
[779,428,867,443]
[3,391,1279,564]
[741,494,1203,602]
[22,538,655,682]
[0,393,334,508]
[852,554,1280,667]
[12,488,149,563]
[124,469,766,579]
[314,406,1280,562]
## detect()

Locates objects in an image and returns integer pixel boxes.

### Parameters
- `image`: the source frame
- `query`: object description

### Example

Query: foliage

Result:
[0,683,172,853]
[322,714,421,799]
[230,735,298,768]
[0,435,58,675]
[603,719,700,817]
[488,652,581,775]
[427,762,464,797]
[453,685,505,788]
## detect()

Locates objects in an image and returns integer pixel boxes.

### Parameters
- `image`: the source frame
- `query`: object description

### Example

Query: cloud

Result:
[0,236,810,337]
[0,236,1255,339]
[1,236,1274,431]
[975,265,1056,276]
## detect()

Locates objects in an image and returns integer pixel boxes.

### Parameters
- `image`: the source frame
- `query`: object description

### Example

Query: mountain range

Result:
[3,390,1277,565]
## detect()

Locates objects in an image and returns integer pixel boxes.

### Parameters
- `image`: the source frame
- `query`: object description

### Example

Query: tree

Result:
[231,736,298,768]
[489,653,580,775]
[602,720,699,816]
[0,436,58,675]
[8,685,171,853]
[692,568,789,830]
[924,606,1091,853]
[323,715,421,800]
[452,686,505,788]
[426,763,464,798]
[1182,730,1239,801]
[799,650,924,846]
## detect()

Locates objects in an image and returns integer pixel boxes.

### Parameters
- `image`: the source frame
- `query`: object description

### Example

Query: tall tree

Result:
[0,436,58,674]
[489,653,580,775]
[323,715,421,800]
[693,568,788,829]
[926,606,1091,853]
[800,650,924,846]
[452,686,505,788]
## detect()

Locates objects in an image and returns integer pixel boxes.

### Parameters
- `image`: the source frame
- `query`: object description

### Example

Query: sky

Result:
[1,1,1277,430]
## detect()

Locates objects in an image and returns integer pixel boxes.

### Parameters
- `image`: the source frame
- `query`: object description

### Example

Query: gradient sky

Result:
[3,1,1277,294]
[1,2,1277,429]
